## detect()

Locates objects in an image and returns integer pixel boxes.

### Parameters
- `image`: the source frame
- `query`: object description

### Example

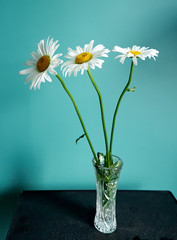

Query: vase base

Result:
[94,218,117,234]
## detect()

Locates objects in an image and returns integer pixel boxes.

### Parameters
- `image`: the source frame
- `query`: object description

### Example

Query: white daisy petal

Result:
[64,54,75,59]
[61,60,74,71]
[19,36,63,89]
[65,67,72,77]
[132,57,138,65]
[31,51,39,60]
[37,43,44,56]
[114,54,124,59]
[91,44,105,54]
[76,46,83,53]
[47,38,54,53]
[33,77,40,90]
[30,76,38,90]
[127,52,134,58]
[25,71,38,84]
[92,48,110,58]
[138,55,145,60]
[37,81,41,89]
[51,43,60,57]
[38,39,46,55]
[84,43,89,52]
[81,68,84,75]
[88,60,96,69]
[44,72,52,82]
[140,46,147,52]
[112,46,123,53]
[120,56,126,64]
[24,59,36,66]
[67,48,77,57]
[52,53,63,59]
[48,66,57,75]
[83,62,88,71]
[35,75,43,89]
[87,40,94,52]
[73,67,78,77]
[19,68,34,75]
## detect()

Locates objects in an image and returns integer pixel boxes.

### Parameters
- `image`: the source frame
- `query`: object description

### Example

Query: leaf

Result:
[127,86,136,92]
[76,134,86,144]
[97,152,104,164]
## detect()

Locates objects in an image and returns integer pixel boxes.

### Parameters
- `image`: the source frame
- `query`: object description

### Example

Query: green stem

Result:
[87,68,110,167]
[109,61,134,153]
[56,74,97,162]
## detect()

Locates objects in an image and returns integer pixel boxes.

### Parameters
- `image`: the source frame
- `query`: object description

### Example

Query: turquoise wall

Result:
[0,0,177,239]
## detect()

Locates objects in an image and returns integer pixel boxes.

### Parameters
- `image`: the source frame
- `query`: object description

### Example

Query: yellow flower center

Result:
[129,50,141,56]
[37,55,50,72]
[75,52,92,64]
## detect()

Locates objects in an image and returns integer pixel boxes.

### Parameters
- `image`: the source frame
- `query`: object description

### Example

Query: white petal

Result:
[114,54,124,59]
[64,67,71,77]
[92,50,109,58]
[67,48,77,57]
[93,59,103,68]
[91,44,104,54]
[120,56,126,64]
[19,68,34,75]
[84,43,89,52]
[34,75,42,90]
[31,51,39,60]
[25,71,38,84]
[83,62,88,71]
[140,46,147,52]
[64,53,75,60]
[48,66,57,75]
[73,67,78,77]
[132,57,138,65]
[112,46,128,54]
[52,53,63,60]
[44,72,52,82]
[127,52,134,58]
[50,43,60,57]
[81,68,84,75]
[87,40,94,52]
[61,60,74,70]
[38,40,46,56]
[132,45,137,51]
[76,46,83,53]
[138,54,145,60]
[50,58,63,68]
[88,60,96,69]
[30,76,38,90]
[25,59,36,66]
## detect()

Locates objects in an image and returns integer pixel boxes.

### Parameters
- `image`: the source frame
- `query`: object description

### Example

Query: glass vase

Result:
[93,155,123,234]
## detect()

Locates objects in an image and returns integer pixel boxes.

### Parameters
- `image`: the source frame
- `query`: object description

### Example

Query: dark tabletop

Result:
[6,190,177,240]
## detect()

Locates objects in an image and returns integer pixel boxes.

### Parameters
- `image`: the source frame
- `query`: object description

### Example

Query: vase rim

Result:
[92,154,123,170]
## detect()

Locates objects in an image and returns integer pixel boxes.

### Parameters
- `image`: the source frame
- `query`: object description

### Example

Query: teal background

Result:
[0,0,177,239]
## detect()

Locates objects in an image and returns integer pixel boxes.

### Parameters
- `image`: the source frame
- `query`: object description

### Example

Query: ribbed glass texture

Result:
[93,155,123,234]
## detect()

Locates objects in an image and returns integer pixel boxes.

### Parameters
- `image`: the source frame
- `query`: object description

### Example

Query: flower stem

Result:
[109,61,134,153]
[87,68,110,167]
[56,73,97,162]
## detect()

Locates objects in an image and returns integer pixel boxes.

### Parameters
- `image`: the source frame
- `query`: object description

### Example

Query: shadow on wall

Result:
[0,149,41,240]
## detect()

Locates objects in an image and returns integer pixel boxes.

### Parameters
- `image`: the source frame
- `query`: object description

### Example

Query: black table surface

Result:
[6,190,177,240]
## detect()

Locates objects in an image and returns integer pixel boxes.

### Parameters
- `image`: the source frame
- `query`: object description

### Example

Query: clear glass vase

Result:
[93,155,123,234]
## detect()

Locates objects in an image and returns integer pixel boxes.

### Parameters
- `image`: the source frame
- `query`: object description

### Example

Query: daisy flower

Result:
[112,45,159,65]
[61,40,110,77]
[19,37,63,90]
